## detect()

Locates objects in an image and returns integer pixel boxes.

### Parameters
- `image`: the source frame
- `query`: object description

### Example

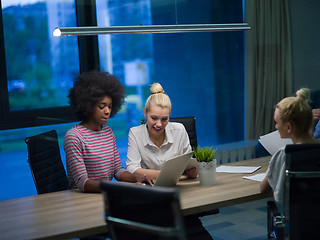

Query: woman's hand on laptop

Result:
[134,169,160,186]
[134,173,154,186]
[184,167,198,179]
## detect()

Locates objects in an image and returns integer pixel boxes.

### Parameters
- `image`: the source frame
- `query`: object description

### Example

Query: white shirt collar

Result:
[142,122,174,148]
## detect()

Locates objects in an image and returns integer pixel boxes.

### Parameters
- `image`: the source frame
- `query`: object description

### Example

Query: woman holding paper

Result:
[260,88,318,202]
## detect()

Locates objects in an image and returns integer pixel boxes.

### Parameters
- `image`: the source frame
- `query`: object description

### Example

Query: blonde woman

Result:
[260,88,318,202]
[126,83,197,184]
[126,83,212,240]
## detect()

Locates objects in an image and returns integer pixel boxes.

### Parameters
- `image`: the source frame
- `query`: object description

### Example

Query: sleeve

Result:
[126,128,143,173]
[64,131,89,192]
[180,124,192,154]
[266,148,286,202]
[111,133,127,180]
[314,121,320,139]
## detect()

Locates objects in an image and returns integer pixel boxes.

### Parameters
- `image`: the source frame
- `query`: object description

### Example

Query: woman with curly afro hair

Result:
[64,71,150,192]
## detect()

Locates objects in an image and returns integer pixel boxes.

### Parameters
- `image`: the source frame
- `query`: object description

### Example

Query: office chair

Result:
[142,116,198,150]
[25,130,69,194]
[26,130,109,240]
[100,181,187,240]
[267,143,320,240]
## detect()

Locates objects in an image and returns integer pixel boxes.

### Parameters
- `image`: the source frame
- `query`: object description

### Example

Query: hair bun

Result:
[296,88,310,102]
[150,83,164,94]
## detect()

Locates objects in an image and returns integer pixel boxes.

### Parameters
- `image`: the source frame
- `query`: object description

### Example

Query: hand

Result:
[134,173,154,186]
[312,108,320,121]
[184,167,198,179]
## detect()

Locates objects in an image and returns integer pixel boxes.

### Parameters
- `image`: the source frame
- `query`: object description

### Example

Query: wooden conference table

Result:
[0,156,271,240]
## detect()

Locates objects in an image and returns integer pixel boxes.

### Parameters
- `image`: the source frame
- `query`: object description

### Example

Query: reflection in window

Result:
[2,0,79,111]
[96,0,245,146]
[97,0,154,133]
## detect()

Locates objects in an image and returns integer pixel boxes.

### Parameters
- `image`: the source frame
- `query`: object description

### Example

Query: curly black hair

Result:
[68,71,126,122]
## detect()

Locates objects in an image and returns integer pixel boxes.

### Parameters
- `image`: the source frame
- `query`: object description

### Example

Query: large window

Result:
[0,0,245,200]
[96,0,245,146]
[3,0,79,110]
[0,0,79,129]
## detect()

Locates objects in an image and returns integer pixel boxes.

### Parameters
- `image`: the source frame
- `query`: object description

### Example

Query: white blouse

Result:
[126,122,191,173]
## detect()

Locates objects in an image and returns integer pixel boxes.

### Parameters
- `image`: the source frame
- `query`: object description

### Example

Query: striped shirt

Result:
[64,124,126,192]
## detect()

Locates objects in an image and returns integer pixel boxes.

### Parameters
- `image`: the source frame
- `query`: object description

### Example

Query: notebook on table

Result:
[154,151,194,187]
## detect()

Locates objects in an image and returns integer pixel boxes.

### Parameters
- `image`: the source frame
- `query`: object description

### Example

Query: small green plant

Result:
[193,146,216,162]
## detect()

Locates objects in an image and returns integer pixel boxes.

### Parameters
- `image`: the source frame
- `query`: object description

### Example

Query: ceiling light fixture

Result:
[53,23,250,36]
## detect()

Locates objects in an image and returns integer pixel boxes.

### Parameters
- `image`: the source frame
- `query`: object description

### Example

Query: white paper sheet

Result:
[258,130,292,155]
[242,172,266,182]
[216,165,261,173]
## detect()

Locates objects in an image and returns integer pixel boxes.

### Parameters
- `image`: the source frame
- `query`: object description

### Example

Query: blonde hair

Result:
[276,88,312,135]
[144,83,171,113]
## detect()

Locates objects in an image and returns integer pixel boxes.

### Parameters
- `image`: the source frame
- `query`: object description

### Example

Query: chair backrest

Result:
[142,116,198,150]
[283,143,320,240]
[100,182,186,240]
[25,130,69,194]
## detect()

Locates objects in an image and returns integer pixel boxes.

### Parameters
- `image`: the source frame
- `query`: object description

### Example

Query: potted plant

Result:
[193,146,217,186]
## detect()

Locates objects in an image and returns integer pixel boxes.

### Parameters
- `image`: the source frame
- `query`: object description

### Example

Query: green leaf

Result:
[193,146,217,162]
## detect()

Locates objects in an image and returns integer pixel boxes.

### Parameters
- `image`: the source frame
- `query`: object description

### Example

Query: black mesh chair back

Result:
[142,116,197,150]
[100,182,186,240]
[170,117,197,150]
[283,143,320,240]
[267,143,320,240]
[25,130,69,194]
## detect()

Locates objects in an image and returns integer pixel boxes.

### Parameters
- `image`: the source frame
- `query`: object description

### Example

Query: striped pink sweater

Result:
[64,124,126,192]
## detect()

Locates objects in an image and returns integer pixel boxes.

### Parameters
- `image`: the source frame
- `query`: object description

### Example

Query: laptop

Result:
[154,151,194,187]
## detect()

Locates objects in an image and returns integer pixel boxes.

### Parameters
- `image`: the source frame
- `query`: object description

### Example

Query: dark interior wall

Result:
[289,0,320,91]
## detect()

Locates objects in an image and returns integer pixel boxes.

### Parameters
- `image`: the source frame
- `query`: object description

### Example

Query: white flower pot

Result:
[197,159,216,186]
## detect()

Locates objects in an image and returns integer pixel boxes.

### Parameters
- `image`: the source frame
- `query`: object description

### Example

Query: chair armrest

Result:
[267,201,284,240]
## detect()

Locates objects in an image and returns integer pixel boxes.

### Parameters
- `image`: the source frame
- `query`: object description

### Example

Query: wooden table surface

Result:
[0,156,270,240]
[177,156,271,215]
